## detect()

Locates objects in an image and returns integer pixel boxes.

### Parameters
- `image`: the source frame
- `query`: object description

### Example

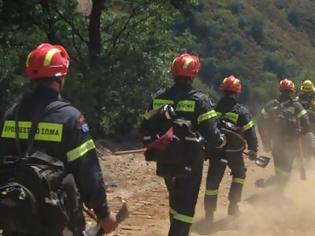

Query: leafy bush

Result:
[239,14,264,43]
[287,8,302,27]
[228,0,244,14]
[263,52,299,78]
[228,34,243,55]
[274,0,288,9]
[248,72,279,114]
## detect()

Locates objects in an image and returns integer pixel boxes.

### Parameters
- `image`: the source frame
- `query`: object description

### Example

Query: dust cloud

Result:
[192,160,315,236]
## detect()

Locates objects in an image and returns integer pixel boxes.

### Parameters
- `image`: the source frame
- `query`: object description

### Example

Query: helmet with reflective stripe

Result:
[300,80,314,92]
[25,43,70,80]
[170,53,200,79]
[220,75,242,94]
[279,78,296,93]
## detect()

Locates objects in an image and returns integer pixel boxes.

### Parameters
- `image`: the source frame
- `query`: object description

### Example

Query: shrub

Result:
[287,8,302,27]
[228,0,244,14]
[263,52,298,78]
[239,15,264,43]
[228,34,243,55]
[274,0,288,9]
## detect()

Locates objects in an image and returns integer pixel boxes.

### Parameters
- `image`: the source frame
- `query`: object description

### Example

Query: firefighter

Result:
[140,53,226,236]
[299,80,315,111]
[257,79,312,187]
[203,75,258,223]
[299,80,315,133]
[0,43,117,235]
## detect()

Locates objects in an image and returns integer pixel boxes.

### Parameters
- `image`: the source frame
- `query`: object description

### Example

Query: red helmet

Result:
[25,43,70,80]
[170,53,200,79]
[220,75,242,94]
[279,78,296,93]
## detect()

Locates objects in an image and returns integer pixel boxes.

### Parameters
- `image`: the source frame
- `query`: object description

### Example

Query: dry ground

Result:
[97,146,315,236]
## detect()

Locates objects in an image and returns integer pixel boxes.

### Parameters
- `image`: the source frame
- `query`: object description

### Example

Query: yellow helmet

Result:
[300,80,314,92]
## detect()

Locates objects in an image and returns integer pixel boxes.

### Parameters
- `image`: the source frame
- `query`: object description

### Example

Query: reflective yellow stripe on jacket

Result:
[170,208,193,224]
[297,109,307,118]
[176,100,195,112]
[242,120,255,131]
[197,110,217,124]
[152,99,174,110]
[67,139,96,162]
[224,112,239,124]
[1,120,63,142]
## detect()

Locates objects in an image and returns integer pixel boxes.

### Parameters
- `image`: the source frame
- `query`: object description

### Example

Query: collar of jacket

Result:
[32,86,61,101]
[220,95,237,105]
[278,93,293,103]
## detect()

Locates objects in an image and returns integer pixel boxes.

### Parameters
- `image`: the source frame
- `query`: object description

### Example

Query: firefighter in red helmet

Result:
[0,43,117,235]
[201,75,258,229]
[257,78,312,188]
[140,53,226,236]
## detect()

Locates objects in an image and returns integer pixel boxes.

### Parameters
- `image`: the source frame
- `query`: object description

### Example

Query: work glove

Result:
[247,150,257,161]
[160,104,176,120]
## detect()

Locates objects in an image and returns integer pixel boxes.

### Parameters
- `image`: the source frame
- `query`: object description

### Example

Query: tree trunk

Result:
[88,0,105,67]
[40,0,60,44]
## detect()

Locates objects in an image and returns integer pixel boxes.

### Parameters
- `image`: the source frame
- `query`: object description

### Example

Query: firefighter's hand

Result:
[99,211,118,234]
[247,150,257,161]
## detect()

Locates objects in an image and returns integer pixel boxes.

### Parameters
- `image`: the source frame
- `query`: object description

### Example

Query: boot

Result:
[193,212,214,235]
[228,202,239,216]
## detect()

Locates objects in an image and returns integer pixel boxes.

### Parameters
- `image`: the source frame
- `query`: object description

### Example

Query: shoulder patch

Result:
[76,114,90,133]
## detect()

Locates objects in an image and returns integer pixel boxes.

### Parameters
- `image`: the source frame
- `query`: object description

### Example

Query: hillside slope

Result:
[187,0,315,101]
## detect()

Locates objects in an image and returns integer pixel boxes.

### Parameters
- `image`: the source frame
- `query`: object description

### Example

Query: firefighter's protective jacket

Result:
[0,87,110,219]
[299,92,315,111]
[140,82,223,149]
[215,95,258,152]
[259,93,311,145]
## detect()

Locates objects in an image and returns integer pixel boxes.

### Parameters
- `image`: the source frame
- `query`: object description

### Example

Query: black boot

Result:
[205,211,214,224]
[228,202,239,216]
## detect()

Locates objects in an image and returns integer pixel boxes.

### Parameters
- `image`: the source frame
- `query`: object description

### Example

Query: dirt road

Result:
[98,150,315,236]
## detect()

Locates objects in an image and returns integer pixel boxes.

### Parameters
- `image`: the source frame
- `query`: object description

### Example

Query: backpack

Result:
[0,101,77,235]
[143,105,204,178]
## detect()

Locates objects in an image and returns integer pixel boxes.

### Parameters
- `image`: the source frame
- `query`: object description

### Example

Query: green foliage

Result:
[3,0,315,137]
[274,0,288,9]
[228,0,243,14]
[239,14,264,43]
[263,52,299,78]
[287,8,302,27]
[228,34,243,55]
[250,72,278,107]
[0,0,195,137]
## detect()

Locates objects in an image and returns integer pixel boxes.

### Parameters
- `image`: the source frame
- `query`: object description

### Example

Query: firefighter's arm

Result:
[295,102,311,134]
[66,114,111,219]
[197,97,225,148]
[295,103,314,155]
